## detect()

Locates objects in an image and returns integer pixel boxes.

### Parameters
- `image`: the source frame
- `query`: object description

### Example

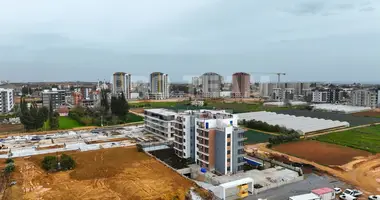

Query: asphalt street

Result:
[248,173,352,200]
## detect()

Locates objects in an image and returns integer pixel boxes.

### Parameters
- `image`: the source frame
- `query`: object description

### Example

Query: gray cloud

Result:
[0,0,380,82]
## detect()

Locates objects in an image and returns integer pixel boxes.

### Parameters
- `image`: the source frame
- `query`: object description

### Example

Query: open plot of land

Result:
[58,116,83,129]
[317,125,380,153]
[272,140,371,166]
[352,110,380,118]
[0,124,24,134]
[4,147,194,200]
[244,130,273,144]
[275,109,380,126]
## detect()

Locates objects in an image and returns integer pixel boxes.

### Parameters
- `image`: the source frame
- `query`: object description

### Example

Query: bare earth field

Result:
[3,147,194,200]
[272,140,371,166]
[0,124,24,134]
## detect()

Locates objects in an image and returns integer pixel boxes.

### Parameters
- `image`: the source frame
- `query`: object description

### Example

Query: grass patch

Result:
[59,116,83,129]
[244,130,273,144]
[316,125,380,153]
[125,113,144,123]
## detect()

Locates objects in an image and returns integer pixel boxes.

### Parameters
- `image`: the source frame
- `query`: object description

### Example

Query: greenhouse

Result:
[311,104,371,114]
[238,111,350,135]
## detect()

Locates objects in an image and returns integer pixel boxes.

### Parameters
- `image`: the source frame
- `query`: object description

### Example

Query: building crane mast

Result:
[251,72,286,88]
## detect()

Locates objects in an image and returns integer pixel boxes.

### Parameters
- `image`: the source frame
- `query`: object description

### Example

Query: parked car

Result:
[343,189,363,197]
[339,194,357,200]
[369,195,380,200]
[334,188,342,194]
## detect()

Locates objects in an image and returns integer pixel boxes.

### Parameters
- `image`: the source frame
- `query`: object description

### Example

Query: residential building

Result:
[173,109,245,175]
[232,72,250,98]
[351,89,378,108]
[312,89,329,103]
[259,82,276,98]
[144,108,176,139]
[0,88,14,113]
[144,108,246,175]
[201,72,222,98]
[42,88,66,110]
[112,72,131,99]
[150,72,169,100]
[194,110,245,175]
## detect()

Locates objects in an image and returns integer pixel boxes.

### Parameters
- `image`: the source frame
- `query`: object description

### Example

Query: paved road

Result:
[248,173,351,200]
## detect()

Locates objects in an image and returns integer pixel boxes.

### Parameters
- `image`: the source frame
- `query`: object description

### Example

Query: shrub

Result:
[4,163,15,173]
[42,156,58,171]
[60,154,76,170]
[5,158,14,164]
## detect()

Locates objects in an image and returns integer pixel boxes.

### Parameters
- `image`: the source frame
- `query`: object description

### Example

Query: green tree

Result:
[110,92,129,122]
[42,156,58,171]
[49,112,60,130]
[60,154,76,170]
[100,89,109,114]
[4,163,15,173]
[40,106,49,122]
[5,158,14,164]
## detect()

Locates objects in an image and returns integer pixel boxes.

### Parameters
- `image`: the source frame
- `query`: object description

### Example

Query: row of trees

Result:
[42,154,76,172]
[268,133,300,146]
[68,90,131,126]
[241,119,299,135]
[19,97,60,131]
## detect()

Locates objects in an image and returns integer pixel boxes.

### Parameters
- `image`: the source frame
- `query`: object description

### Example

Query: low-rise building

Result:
[0,88,14,113]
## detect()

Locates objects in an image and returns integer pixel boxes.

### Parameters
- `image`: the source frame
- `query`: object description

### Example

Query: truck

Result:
[311,187,335,200]
[289,193,321,200]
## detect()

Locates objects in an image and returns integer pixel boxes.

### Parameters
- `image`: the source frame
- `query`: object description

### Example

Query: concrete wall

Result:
[215,130,226,174]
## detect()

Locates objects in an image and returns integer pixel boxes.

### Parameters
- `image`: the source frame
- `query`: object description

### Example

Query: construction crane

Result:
[251,72,286,88]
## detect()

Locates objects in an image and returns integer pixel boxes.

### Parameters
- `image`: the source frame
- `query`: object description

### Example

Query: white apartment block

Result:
[0,88,14,113]
[144,109,246,175]
[351,89,378,108]
[312,90,328,103]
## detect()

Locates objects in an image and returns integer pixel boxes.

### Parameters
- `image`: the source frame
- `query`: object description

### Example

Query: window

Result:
[227,158,231,163]
[227,134,231,138]
[227,142,231,146]
[227,167,231,171]
[227,150,231,154]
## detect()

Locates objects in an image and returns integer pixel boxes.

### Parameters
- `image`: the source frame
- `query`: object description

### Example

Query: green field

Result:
[244,130,273,144]
[126,113,144,123]
[58,116,84,129]
[317,125,380,153]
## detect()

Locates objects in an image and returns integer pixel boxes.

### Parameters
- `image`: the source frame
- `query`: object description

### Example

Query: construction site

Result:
[1,147,198,200]
[0,125,163,158]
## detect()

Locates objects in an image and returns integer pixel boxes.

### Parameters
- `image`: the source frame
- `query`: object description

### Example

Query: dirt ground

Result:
[272,140,371,166]
[3,147,194,200]
[247,142,380,196]
[352,110,380,117]
[130,108,145,114]
[0,124,24,134]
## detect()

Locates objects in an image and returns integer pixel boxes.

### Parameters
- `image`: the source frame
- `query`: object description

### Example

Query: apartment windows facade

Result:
[144,109,176,140]
[351,89,378,108]
[0,88,14,114]
[42,88,66,110]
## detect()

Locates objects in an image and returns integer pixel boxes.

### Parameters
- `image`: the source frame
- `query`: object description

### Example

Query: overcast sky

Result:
[1,0,380,83]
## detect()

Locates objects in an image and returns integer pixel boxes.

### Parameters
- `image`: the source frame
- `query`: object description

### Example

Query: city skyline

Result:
[1,0,380,82]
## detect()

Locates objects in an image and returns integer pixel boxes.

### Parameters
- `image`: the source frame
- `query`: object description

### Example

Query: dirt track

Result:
[247,143,380,196]
[3,147,194,200]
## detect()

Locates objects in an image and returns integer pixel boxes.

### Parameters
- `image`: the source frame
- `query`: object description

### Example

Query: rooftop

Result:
[290,193,320,200]
[311,187,334,195]
[145,108,177,116]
